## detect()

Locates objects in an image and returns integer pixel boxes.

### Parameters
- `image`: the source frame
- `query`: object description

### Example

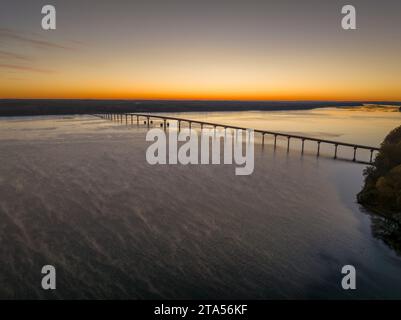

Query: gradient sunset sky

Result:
[1,0,401,100]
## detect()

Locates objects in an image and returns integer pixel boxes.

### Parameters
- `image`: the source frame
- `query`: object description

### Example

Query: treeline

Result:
[358,125,401,217]
[0,99,388,116]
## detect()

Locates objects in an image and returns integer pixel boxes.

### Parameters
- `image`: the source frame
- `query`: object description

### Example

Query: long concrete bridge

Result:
[94,112,380,164]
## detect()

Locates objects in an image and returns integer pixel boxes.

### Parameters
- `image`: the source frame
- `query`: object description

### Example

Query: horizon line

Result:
[1,98,401,103]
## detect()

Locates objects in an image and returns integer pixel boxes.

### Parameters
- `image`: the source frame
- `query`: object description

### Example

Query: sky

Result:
[0,0,401,100]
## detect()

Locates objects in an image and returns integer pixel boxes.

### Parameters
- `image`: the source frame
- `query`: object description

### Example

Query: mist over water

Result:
[0,108,401,299]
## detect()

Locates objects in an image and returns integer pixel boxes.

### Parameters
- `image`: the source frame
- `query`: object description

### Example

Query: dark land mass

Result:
[358,125,401,254]
[358,125,401,215]
[1,99,401,117]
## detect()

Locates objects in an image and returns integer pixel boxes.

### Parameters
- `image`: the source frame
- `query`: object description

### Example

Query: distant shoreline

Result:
[1,99,400,117]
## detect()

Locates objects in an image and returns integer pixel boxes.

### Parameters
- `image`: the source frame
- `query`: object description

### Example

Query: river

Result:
[0,106,400,299]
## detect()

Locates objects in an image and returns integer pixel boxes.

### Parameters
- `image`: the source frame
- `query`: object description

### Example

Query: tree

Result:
[357,125,401,215]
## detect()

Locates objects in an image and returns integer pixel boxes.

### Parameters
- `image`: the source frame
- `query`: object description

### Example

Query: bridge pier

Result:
[301,139,305,154]
[353,147,357,162]
[317,141,321,157]
[287,137,290,152]
[274,135,277,149]
[370,149,374,163]
[334,144,338,159]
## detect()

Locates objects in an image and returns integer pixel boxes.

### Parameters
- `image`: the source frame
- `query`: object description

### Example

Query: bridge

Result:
[94,112,380,164]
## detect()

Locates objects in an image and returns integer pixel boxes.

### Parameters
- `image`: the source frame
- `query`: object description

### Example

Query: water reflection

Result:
[366,210,401,256]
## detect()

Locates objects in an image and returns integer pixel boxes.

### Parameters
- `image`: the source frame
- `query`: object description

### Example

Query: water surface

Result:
[0,108,400,299]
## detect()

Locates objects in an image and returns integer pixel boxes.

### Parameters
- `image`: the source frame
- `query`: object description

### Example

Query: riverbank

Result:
[357,125,401,215]
[1,99,401,117]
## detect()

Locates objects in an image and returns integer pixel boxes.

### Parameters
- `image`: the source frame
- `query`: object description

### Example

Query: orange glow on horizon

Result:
[2,34,401,101]
[1,86,400,102]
